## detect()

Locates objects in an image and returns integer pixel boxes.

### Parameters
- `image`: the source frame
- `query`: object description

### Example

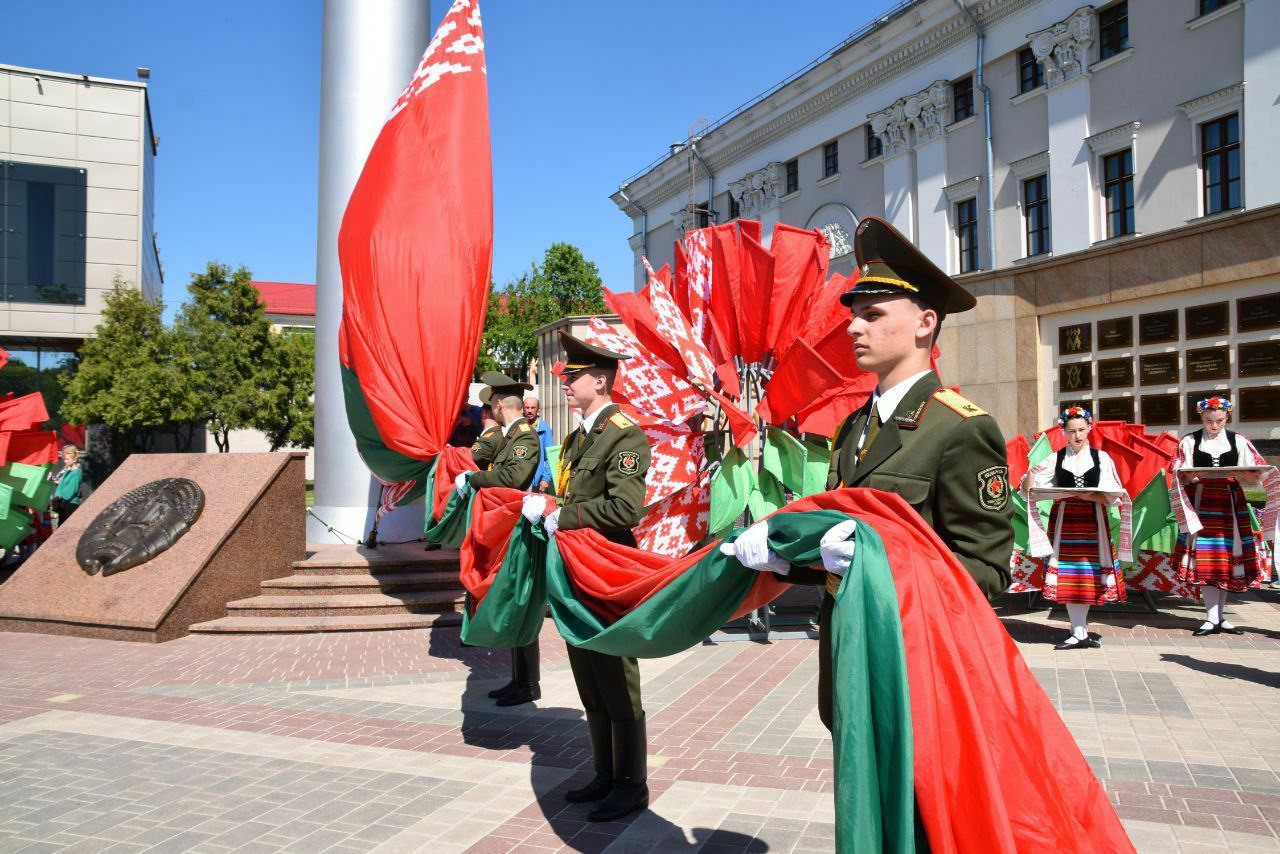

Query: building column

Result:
[914,136,948,269]
[309,0,431,544]
[1243,0,1280,208]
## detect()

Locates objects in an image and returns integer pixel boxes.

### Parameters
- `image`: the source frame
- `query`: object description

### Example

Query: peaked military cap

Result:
[840,216,977,316]
[558,330,629,375]
[479,370,532,405]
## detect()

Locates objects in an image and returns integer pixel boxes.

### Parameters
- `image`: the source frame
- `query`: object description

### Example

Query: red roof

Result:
[253,281,316,317]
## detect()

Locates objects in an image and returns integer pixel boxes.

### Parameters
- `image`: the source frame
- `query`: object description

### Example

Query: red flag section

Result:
[338,0,493,473]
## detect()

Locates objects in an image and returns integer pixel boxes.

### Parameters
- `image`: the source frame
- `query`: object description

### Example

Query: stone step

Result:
[226,590,466,617]
[260,572,462,596]
[291,544,460,576]
[188,612,462,634]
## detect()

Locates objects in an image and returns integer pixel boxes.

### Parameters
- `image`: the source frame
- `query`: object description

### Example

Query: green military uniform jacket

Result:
[556,402,651,535]
[827,372,1013,599]
[470,421,540,490]
[470,425,503,470]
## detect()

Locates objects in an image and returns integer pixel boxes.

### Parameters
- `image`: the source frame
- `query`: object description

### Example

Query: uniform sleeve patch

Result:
[610,412,635,429]
[977,465,1009,511]
[514,446,529,459]
[933,388,987,418]
[618,451,640,475]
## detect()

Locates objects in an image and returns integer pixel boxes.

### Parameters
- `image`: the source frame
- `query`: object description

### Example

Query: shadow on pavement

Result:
[429,624,764,851]
[1160,653,1280,690]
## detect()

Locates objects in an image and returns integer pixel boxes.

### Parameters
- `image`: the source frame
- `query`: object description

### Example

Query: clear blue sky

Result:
[1,0,888,311]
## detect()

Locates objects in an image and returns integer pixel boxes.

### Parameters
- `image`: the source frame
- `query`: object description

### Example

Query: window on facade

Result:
[1098,2,1129,60]
[696,206,711,229]
[785,159,799,194]
[953,76,974,122]
[865,126,882,160]
[1102,149,1135,238]
[1023,175,1050,256]
[728,193,741,220]
[955,198,978,273]
[1199,0,1237,15]
[823,141,839,178]
[0,161,87,305]
[1018,47,1043,93]
[1201,113,1240,215]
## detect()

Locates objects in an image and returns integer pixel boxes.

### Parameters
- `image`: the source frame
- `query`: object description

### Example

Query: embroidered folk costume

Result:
[1024,408,1132,649]
[1173,396,1280,636]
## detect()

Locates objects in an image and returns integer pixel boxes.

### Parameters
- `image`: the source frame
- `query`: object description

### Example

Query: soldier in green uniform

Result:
[523,330,652,822]
[456,372,544,707]
[728,216,1013,733]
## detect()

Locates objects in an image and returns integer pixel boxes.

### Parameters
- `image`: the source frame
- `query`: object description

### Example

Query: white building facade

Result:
[612,0,1280,448]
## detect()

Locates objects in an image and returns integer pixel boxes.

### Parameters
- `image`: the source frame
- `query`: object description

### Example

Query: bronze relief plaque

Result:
[1139,310,1179,344]
[1097,317,1133,350]
[1140,394,1180,425]
[1238,341,1280,378]
[1240,386,1280,422]
[1237,294,1280,332]
[77,478,206,577]
[1184,302,1229,339]
[1058,323,1092,355]
[1185,347,1230,382]
[1097,358,1134,389]
[1059,362,1093,393]
[1097,397,1134,422]
[1139,353,1179,386]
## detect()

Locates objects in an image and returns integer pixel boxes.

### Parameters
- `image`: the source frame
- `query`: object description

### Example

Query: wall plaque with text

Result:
[1185,302,1229,339]
[1059,362,1092,393]
[1139,310,1179,344]
[1185,347,1230,382]
[1238,294,1280,332]
[1097,357,1134,389]
[1238,341,1280,378]
[1097,397,1134,422]
[1186,391,1233,423]
[1240,386,1280,422]
[1058,323,1092,355]
[1139,353,1179,385]
[1140,394,1180,425]
[1097,317,1133,349]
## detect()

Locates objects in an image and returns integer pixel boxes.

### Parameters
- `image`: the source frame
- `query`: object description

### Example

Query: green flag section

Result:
[340,365,429,505]
[451,485,1134,852]
[0,463,52,511]
[709,448,756,535]
[1131,471,1175,551]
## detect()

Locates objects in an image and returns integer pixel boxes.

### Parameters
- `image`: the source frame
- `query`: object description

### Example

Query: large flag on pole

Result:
[338,0,493,511]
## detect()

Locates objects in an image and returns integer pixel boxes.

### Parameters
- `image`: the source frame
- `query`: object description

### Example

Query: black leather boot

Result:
[487,680,516,699]
[588,714,648,822]
[496,683,540,706]
[565,713,613,803]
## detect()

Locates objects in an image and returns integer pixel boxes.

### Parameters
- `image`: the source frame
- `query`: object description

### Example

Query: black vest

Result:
[1054,447,1102,488]
[1191,429,1239,468]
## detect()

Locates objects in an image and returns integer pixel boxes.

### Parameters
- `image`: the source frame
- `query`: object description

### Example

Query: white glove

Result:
[544,508,561,537]
[819,520,858,576]
[454,471,472,494]
[521,494,547,524]
[718,520,790,574]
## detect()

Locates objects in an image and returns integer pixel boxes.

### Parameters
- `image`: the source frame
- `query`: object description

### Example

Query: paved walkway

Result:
[2,590,1280,853]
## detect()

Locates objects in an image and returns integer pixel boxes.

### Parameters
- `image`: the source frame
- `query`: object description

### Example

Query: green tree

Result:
[60,279,200,459]
[259,330,315,451]
[479,242,607,376]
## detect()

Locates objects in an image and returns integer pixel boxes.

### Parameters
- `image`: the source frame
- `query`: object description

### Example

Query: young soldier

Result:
[729,216,1014,731]
[523,331,652,822]
[456,371,543,707]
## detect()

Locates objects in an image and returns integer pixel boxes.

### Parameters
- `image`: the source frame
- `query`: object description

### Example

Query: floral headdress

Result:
[1057,405,1092,426]
[1196,395,1232,414]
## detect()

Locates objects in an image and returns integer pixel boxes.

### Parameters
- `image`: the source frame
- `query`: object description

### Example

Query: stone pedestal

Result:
[0,452,306,642]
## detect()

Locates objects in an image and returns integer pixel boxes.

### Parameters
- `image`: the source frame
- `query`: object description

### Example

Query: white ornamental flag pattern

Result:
[681,228,715,360]
[636,470,712,558]
[642,424,704,506]
[582,318,706,425]
[388,0,486,123]
[646,265,716,390]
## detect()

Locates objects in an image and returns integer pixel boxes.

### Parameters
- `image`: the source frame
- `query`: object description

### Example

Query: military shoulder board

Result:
[932,388,986,418]
[517,422,531,433]
[609,412,635,430]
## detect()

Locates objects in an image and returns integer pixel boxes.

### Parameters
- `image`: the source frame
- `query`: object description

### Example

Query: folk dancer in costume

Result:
[522,331,653,822]
[725,216,1014,732]
[455,372,543,706]
[1022,407,1132,650]
[1173,396,1280,636]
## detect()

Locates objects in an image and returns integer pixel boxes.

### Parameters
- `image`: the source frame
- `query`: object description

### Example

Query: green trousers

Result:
[566,644,643,722]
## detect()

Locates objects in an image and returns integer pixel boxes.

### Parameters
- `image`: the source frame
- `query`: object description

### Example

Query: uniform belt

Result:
[825,572,842,597]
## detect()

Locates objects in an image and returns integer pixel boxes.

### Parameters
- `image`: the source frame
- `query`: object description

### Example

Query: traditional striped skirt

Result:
[1176,479,1258,593]
[1043,498,1125,605]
